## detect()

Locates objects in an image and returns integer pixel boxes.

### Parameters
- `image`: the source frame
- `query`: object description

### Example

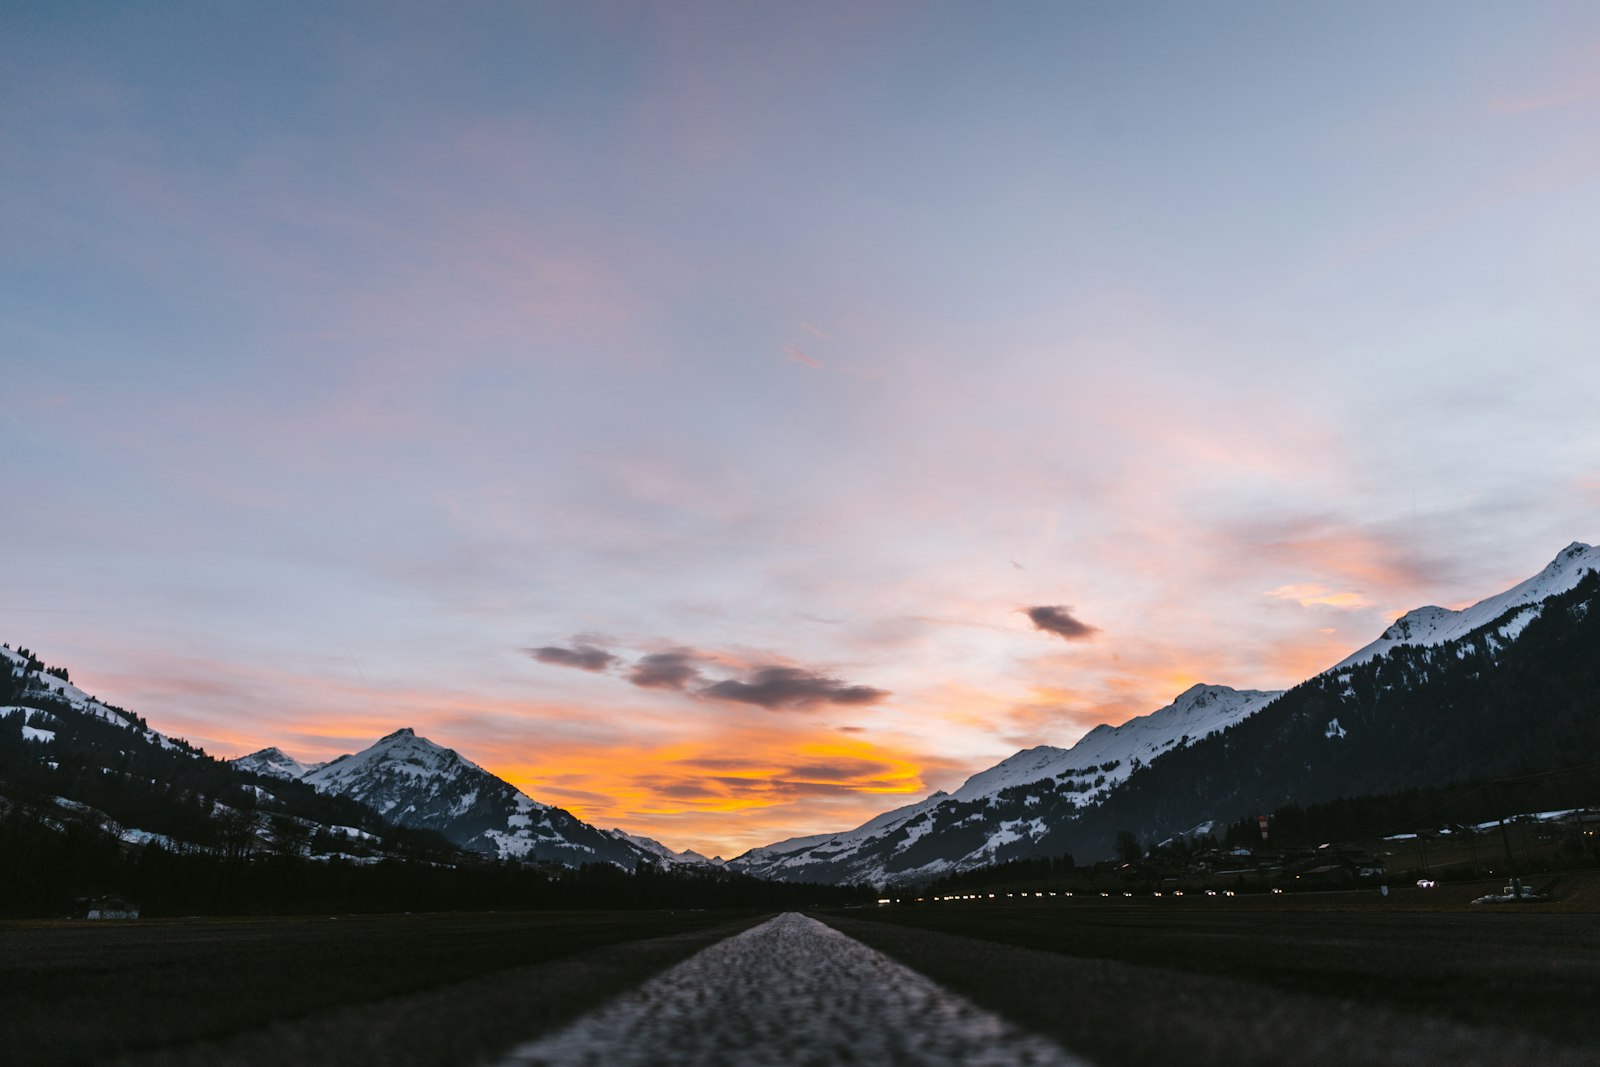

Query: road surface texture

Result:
[496,912,1084,1067]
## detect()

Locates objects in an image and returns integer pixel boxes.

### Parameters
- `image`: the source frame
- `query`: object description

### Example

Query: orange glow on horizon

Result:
[40,582,1410,859]
[1265,584,1371,610]
[487,733,938,856]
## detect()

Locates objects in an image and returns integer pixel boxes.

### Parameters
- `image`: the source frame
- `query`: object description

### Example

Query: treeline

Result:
[0,704,408,853]
[1220,764,1600,851]
[0,644,433,861]
[919,853,1077,894]
[1,650,875,917]
[0,801,872,918]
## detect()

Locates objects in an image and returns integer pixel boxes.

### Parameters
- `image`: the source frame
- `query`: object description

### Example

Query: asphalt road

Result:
[495,912,1084,1067]
[7,892,1598,1066]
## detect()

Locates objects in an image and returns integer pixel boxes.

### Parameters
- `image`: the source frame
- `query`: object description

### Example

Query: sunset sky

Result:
[4,3,1598,857]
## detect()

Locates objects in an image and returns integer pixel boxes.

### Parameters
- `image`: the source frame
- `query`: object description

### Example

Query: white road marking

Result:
[495,911,1090,1066]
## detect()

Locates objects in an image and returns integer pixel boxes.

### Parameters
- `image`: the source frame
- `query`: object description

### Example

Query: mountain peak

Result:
[605,827,720,867]
[297,732,659,869]
[733,682,1284,885]
[1552,541,1593,567]
[1380,605,1452,641]
[369,727,455,757]
[232,746,323,780]
[1335,540,1599,671]
[1172,683,1230,709]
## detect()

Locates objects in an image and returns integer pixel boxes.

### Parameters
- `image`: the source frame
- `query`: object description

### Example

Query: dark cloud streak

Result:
[526,643,618,672]
[700,665,888,710]
[629,649,702,690]
[1025,605,1098,641]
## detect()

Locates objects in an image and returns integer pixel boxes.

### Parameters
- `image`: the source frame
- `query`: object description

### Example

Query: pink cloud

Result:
[784,344,822,368]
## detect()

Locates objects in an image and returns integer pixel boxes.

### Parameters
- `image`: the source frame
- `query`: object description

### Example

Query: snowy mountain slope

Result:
[2,644,191,753]
[956,685,1283,802]
[1,643,407,859]
[731,684,1282,885]
[250,738,721,867]
[295,728,660,868]
[3,643,691,871]
[1332,541,1598,670]
[1073,561,1600,862]
[232,746,325,780]
[606,827,724,867]
[735,541,1600,886]
[2,644,673,870]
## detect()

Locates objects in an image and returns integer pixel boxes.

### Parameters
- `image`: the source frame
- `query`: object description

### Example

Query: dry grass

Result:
[821,890,1600,1063]
[0,910,769,1066]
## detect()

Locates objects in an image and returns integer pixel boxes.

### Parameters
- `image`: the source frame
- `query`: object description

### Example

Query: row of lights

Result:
[876,887,1284,905]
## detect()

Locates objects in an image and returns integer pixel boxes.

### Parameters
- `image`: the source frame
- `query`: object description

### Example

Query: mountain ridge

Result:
[730,683,1283,884]
[8,540,1595,885]
[1332,541,1597,670]
[233,745,326,780]
[235,728,714,870]
[731,541,1600,885]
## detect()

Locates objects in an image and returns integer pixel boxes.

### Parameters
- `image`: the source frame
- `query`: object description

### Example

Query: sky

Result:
[3,2,1598,858]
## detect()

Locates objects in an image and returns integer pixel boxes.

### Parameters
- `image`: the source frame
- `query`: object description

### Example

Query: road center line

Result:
[494,911,1090,1066]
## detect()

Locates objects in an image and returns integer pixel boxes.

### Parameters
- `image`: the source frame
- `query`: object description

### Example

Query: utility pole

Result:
[1489,778,1522,899]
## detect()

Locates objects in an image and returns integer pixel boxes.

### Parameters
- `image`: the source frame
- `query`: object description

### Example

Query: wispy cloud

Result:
[1221,514,1455,596]
[1264,584,1371,610]
[10,2,1599,863]
[784,344,822,368]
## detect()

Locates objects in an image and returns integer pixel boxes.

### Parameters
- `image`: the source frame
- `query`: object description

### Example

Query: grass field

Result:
[0,909,769,1066]
[6,880,1598,1066]
[821,873,1600,1066]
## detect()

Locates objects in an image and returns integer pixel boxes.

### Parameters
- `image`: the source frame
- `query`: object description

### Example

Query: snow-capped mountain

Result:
[606,827,724,867]
[259,727,664,868]
[731,684,1282,885]
[10,540,1594,887]
[1076,549,1600,862]
[955,684,1284,803]
[733,541,1600,884]
[232,746,324,780]
[1332,541,1598,670]
[4,643,687,871]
